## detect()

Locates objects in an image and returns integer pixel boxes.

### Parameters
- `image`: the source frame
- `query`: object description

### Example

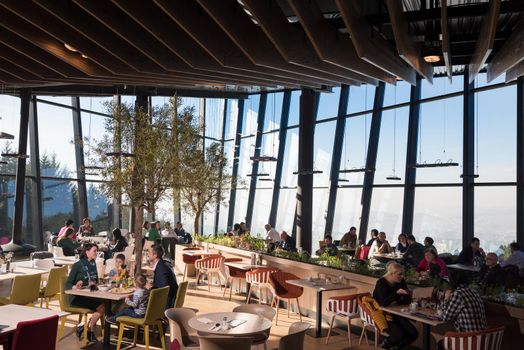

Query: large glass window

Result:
[339,114,372,184]
[316,87,341,121]
[312,188,329,249]
[279,128,299,188]
[276,188,295,232]
[383,81,411,107]
[368,188,404,238]
[42,179,79,233]
[204,98,224,140]
[347,84,375,115]
[313,121,336,187]
[264,92,283,131]
[86,182,112,234]
[422,75,463,99]
[0,176,15,244]
[251,188,272,236]
[331,187,362,238]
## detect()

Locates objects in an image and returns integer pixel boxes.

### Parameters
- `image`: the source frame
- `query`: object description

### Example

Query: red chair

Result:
[10,315,59,350]
[443,326,505,350]
[357,245,371,260]
[182,247,202,282]
[269,271,304,326]
[170,339,181,350]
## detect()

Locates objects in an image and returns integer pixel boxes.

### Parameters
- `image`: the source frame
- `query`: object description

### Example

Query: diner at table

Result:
[339,226,358,249]
[78,217,95,237]
[56,228,80,257]
[416,248,449,278]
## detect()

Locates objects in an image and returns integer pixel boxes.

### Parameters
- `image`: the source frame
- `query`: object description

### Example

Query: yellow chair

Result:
[39,266,68,308]
[57,275,91,346]
[116,286,169,350]
[174,281,188,308]
[0,273,41,306]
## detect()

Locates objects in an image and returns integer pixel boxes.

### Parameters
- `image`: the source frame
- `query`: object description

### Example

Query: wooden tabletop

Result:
[53,257,78,266]
[287,279,356,292]
[380,304,445,327]
[0,266,49,282]
[373,252,404,260]
[188,312,272,336]
[182,250,219,257]
[224,262,265,271]
[447,263,481,272]
[65,287,134,301]
[0,304,69,334]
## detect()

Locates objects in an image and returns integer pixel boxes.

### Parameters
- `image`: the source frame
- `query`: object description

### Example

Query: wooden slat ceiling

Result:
[0,0,522,96]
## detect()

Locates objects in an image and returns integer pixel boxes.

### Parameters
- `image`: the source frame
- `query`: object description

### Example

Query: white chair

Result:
[105,258,116,275]
[34,259,56,283]
[95,258,105,281]
[53,246,64,258]
[443,326,505,350]
[122,245,135,262]
[97,231,108,237]
[325,293,369,346]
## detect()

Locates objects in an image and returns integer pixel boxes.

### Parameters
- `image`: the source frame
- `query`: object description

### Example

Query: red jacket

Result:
[416,257,449,278]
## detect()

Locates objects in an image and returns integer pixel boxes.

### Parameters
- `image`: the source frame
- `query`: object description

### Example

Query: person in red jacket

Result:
[416,248,449,278]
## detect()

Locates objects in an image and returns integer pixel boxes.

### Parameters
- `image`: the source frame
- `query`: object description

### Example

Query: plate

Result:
[110,287,135,294]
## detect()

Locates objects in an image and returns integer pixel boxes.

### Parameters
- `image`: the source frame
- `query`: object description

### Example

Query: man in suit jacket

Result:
[147,244,178,309]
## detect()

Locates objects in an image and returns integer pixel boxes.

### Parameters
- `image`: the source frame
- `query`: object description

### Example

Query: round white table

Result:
[188,312,272,336]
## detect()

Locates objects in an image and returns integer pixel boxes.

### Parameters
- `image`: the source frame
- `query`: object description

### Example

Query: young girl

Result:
[106,274,149,323]
[108,254,128,282]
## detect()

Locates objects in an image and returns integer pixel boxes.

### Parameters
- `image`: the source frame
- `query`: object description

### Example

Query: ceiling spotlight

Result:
[64,43,78,52]
[81,54,89,59]
[423,55,440,63]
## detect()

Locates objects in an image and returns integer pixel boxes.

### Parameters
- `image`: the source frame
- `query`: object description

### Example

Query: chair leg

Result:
[157,321,166,350]
[183,265,187,282]
[359,326,366,346]
[57,317,66,342]
[274,297,279,326]
[347,318,352,346]
[246,284,253,304]
[207,273,211,293]
[45,298,49,309]
[229,279,234,301]
[133,325,138,346]
[83,314,89,347]
[265,288,269,305]
[116,323,125,350]
[374,329,379,348]
[287,298,291,318]
[144,325,150,350]
[296,298,302,322]
[325,314,336,345]
[39,297,43,308]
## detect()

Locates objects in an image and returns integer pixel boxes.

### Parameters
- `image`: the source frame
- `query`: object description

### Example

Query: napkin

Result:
[197,317,213,324]
[229,319,247,328]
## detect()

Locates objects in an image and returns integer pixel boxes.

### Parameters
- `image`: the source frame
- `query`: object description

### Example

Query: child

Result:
[108,254,128,282]
[106,274,149,323]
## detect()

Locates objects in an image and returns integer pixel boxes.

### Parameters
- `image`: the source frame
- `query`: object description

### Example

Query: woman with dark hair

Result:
[66,243,104,342]
[58,219,76,240]
[111,228,128,253]
[57,228,80,256]
[424,236,437,255]
[416,248,449,278]
[78,217,95,237]
[395,233,408,253]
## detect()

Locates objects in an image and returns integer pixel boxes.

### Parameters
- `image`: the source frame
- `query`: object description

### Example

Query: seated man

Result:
[479,253,505,287]
[457,237,485,265]
[339,227,357,249]
[264,224,280,243]
[368,231,393,258]
[316,235,338,256]
[366,229,379,246]
[147,245,178,309]
[279,231,296,252]
[501,242,524,269]
[174,222,192,244]
[402,235,425,267]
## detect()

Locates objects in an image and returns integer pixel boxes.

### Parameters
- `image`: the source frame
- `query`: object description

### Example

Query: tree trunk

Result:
[194,210,201,237]
[133,206,144,276]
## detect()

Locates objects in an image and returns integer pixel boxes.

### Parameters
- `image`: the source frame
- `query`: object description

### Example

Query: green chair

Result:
[39,266,68,308]
[57,275,92,346]
[116,286,169,350]
[0,273,41,306]
[174,281,188,308]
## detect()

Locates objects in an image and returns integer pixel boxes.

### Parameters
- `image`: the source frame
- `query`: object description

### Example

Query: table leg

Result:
[245,281,251,302]
[422,323,430,350]
[316,290,322,337]
[103,300,112,346]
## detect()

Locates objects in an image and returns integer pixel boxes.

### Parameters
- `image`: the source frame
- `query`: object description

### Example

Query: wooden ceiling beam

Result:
[506,60,524,82]
[0,43,66,79]
[468,0,501,84]
[334,0,416,85]
[385,0,433,83]
[286,0,396,84]
[441,0,452,81]
[0,58,44,82]
[240,0,369,85]
[487,17,524,82]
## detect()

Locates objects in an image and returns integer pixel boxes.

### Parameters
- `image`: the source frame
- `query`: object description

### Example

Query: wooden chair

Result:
[39,266,68,308]
[57,276,91,346]
[269,271,303,325]
[165,307,200,350]
[326,292,370,346]
[195,255,225,292]
[115,286,170,350]
[443,326,505,350]
[182,247,202,282]
[222,258,247,301]
[245,267,279,305]
[0,273,41,306]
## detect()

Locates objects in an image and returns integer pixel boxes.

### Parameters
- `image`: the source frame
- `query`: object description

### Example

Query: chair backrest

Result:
[10,315,59,350]
[327,292,370,317]
[123,245,135,261]
[35,258,56,270]
[58,275,70,310]
[269,271,303,297]
[358,296,389,333]
[42,266,68,298]
[233,304,276,321]
[53,246,64,257]
[165,307,198,344]
[245,267,279,284]
[318,240,327,249]
[144,286,170,324]
[170,339,181,350]
[278,322,309,350]
[10,274,42,305]
[358,245,371,260]
[444,326,505,350]
[195,255,224,270]
[105,258,116,275]
[31,251,54,260]
[174,281,189,308]
[199,336,253,350]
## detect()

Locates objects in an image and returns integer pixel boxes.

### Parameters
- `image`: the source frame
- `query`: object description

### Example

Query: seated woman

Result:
[78,217,95,237]
[57,228,80,256]
[416,248,449,278]
[395,233,408,253]
[66,243,105,342]
[111,228,128,254]
[373,262,418,349]
[107,253,128,282]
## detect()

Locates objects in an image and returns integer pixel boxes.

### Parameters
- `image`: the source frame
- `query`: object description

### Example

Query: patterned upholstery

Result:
[444,326,505,350]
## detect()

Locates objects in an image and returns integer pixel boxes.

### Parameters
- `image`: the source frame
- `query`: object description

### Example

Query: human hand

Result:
[75,280,83,289]
[397,288,409,295]
[145,281,152,290]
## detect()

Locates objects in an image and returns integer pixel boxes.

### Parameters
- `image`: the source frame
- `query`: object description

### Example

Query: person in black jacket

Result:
[479,253,505,287]
[373,262,418,349]
[402,234,425,267]
[457,237,485,265]
[147,245,178,309]
[279,231,296,252]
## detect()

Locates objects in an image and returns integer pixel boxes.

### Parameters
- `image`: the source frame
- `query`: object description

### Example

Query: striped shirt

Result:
[442,285,487,332]
[125,288,149,316]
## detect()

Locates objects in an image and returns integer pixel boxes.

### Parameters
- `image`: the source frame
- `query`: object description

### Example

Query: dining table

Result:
[188,311,272,337]
[287,278,356,338]
[380,304,446,350]
[0,266,49,282]
[66,286,134,349]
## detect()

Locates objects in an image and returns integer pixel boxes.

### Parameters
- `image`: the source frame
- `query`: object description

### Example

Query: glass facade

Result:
[0,73,521,253]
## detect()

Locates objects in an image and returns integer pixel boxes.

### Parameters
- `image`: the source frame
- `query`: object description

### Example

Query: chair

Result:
[443,326,505,350]
[39,266,68,308]
[326,293,370,346]
[245,267,280,305]
[123,244,135,261]
[269,271,303,325]
[195,255,225,292]
[105,258,116,275]
[9,315,59,350]
[182,247,202,282]
[233,304,276,350]
[0,273,41,306]
[165,308,200,350]
[116,286,169,350]
[222,258,247,301]
[57,276,91,346]
[35,258,56,270]
[355,245,371,261]
[53,246,65,257]
[275,322,310,350]
[31,251,54,260]
[174,281,189,308]
[95,258,105,281]
[357,296,387,347]
[199,336,253,350]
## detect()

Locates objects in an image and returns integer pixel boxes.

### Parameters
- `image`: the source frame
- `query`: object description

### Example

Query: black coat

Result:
[153,259,179,309]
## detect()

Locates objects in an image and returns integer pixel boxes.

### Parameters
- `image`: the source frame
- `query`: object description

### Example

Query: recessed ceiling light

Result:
[423,55,440,63]
[64,43,78,52]
[81,54,89,59]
